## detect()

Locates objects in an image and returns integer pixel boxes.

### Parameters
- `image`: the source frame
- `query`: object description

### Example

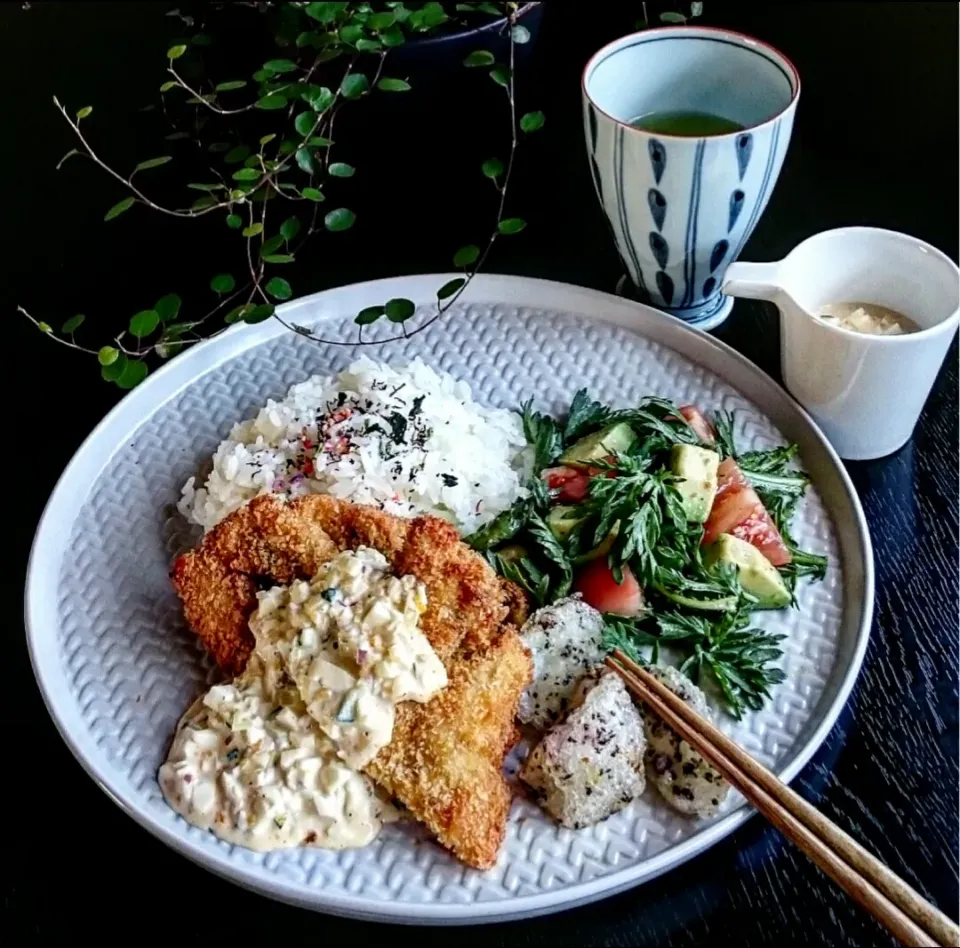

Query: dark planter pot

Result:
[388,2,545,77]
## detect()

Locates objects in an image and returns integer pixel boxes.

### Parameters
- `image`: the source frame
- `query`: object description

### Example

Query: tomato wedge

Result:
[542,461,616,504]
[574,559,644,617]
[541,465,592,503]
[678,404,717,444]
[703,458,792,566]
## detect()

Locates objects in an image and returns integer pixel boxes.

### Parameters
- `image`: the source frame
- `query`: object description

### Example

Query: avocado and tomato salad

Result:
[466,391,827,716]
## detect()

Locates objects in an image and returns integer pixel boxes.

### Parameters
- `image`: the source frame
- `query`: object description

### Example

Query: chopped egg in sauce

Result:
[159,547,447,851]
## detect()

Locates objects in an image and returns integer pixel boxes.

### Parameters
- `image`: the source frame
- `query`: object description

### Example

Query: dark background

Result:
[5,2,958,944]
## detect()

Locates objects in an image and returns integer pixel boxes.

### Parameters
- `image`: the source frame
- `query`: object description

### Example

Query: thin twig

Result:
[168,66,258,116]
[17,307,101,356]
[53,97,228,219]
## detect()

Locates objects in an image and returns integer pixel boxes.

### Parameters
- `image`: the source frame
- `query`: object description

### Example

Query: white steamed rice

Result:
[178,356,529,535]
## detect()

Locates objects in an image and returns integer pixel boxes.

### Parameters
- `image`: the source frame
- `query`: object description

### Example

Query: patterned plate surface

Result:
[25,274,872,924]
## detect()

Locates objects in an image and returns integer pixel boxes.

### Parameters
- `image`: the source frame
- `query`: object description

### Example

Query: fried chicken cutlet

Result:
[171,494,532,868]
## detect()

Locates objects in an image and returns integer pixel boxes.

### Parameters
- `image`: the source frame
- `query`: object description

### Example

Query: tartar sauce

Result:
[160,547,447,852]
[159,655,391,851]
[250,547,447,769]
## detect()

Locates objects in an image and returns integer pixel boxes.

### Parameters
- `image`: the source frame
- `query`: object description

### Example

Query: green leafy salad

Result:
[466,391,828,718]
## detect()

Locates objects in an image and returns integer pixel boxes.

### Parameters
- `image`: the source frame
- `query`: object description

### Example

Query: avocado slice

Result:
[546,505,585,541]
[559,422,636,468]
[670,444,720,523]
[704,534,791,608]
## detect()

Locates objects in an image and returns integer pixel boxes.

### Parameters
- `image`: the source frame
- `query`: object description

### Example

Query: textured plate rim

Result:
[24,273,874,925]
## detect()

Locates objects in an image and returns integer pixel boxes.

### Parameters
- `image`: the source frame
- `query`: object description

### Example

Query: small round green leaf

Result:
[76,105,93,119]
[328,162,355,177]
[453,244,480,267]
[232,167,261,181]
[385,298,416,323]
[339,23,364,45]
[511,24,530,44]
[242,223,263,239]
[225,304,253,324]
[263,254,295,263]
[498,217,527,234]
[259,133,277,146]
[37,321,52,333]
[261,235,284,256]
[243,303,275,324]
[98,345,119,366]
[216,80,247,92]
[224,145,250,164]
[302,85,334,111]
[191,195,217,210]
[659,11,687,23]
[135,156,172,172]
[129,309,160,337]
[226,213,243,229]
[489,65,511,87]
[355,305,385,325]
[308,136,332,147]
[116,359,148,389]
[210,273,236,293]
[377,77,411,92]
[62,313,85,333]
[159,81,178,92]
[324,207,355,231]
[280,217,301,241]
[437,277,466,300]
[367,10,395,29]
[167,44,187,59]
[463,49,495,67]
[257,94,288,110]
[295,148,316,174]
[520,110,545,133]
[481,157,504,179]
[302,187,326,202]
[266,277,293,300]
[294,111,318,137]
[155,293,182,322]
[380,25,405,47]
[305,1,340,23]
[264,58,298,73]
[104,196,135,221]
[340,73,369,99]
[421,1,448,27]
[101,351,126,381]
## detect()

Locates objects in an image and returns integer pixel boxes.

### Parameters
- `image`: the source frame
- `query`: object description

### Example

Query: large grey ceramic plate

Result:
[26,274,872,924]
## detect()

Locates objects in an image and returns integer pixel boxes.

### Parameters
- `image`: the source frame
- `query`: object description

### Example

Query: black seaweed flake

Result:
[386,412,408,444]
[409,395,426,419]
[441,474,459,487]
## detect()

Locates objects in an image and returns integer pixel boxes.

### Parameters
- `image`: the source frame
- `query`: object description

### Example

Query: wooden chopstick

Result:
[606,651,960,948]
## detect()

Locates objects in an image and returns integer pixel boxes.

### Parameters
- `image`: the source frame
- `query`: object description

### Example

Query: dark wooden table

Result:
[6,3,957,944]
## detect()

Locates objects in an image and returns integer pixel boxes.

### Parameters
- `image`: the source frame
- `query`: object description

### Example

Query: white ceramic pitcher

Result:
[722,227,959,460]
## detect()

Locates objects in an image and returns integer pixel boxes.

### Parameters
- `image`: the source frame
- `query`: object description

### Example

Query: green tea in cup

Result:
[629,110,745,137]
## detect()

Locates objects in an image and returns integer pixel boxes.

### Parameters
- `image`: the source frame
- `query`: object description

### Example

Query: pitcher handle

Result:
[722,261,783,302]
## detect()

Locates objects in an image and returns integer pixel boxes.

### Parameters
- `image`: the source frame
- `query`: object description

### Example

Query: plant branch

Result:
[168,66,258,115]
[53,97,228,219]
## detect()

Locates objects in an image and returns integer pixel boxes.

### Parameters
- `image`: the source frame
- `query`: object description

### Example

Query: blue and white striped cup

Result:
[582,27,799,331]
